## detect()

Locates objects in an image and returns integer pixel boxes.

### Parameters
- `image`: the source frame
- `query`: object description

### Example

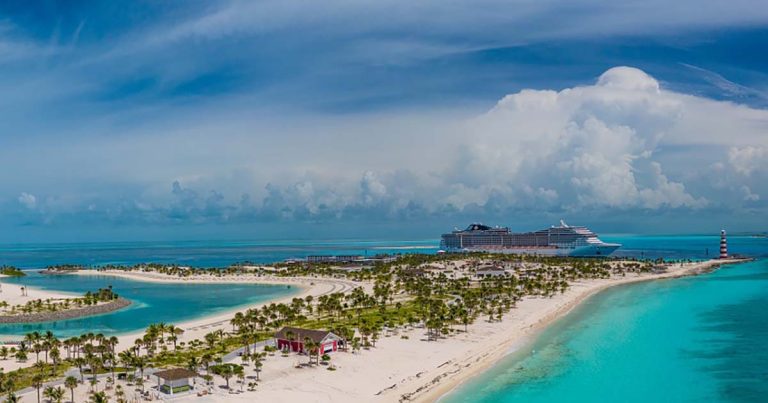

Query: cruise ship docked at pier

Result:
[440,220,621,257]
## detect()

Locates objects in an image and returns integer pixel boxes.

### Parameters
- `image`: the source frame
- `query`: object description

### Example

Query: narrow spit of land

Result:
[0,275,130,325]
[0,298,131,324]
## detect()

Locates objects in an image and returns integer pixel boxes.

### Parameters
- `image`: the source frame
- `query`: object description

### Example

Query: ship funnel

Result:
[559,219,569,227]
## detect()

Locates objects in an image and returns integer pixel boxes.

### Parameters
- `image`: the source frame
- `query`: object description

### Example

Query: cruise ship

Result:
[440,220,620,257]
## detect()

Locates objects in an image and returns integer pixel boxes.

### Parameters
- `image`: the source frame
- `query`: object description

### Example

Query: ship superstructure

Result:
[440,220,620,257]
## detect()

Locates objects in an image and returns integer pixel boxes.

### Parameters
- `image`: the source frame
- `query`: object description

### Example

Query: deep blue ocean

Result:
[0,239,439,268]
[0,235,766,403]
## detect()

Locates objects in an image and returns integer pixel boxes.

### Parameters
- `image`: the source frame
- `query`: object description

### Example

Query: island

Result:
[0,254,751,403]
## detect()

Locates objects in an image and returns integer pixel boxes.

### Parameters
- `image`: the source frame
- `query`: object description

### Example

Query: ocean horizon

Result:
[0,233,756,269]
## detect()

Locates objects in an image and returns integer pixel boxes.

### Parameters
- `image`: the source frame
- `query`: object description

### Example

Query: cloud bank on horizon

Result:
[1,1,767,240]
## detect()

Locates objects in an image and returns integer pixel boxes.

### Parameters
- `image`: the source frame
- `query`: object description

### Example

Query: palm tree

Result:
[50,348,61,375]
[114,384,124,403]
[210,364,237,389]
[303,338,321,365]
[172,326,185,347]
[200,353,213,373]
[132,355,148,380]
[3,374,17,403]
[13,350,27,363]
[284,330,295,352]
[234,365,245,392]
[44,386,64,403]
[103,352,116,381]
[24,332,41,353]
[73,357,86,382]
[117,350,134,374]
[86,354,101,388]
[251,353,264,381]
[65,376,78,403]
[204,332,218,350]
[135,377,145,393]
[187,356,200,372]
[31,374,44,403]
[88,391,107,403]
[43,331,56,363]
[108,336,119,354]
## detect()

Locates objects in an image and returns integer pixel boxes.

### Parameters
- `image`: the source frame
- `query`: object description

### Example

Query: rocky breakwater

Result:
[0,298,131,324]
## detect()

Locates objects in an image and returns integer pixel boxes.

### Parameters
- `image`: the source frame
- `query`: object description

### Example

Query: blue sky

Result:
[1,0,767,242]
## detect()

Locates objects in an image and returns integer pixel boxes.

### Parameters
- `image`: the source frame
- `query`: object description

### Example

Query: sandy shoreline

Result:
[3,259,748,402]
[415,258,745,403]
[0,274,78,305]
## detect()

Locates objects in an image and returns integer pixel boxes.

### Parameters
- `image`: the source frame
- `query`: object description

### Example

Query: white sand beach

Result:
[8,259,742,403]
[0,274,77,307]
[0,276,80,372]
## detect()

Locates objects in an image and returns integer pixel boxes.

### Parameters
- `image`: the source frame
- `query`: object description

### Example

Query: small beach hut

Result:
[275,326,343,354]
[154,368,198,395]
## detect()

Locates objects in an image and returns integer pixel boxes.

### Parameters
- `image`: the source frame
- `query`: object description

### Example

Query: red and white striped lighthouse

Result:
[719,229,728,259]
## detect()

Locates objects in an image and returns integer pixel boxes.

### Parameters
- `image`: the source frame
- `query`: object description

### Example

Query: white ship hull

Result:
[449,243,621,257]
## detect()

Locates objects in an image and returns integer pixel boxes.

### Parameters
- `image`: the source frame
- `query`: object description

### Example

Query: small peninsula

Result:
[0,286,130,324]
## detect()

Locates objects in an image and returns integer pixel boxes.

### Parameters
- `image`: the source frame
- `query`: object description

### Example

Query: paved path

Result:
[222,339,276,363]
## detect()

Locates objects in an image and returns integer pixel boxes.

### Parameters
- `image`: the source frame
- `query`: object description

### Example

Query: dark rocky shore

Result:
[0,298,131,324]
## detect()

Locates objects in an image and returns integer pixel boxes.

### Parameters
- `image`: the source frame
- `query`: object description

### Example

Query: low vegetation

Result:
[0,286,121,316]
[0,266,25,277]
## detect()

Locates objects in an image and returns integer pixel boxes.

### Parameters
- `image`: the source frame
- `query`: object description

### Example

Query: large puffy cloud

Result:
[449,67,705,210]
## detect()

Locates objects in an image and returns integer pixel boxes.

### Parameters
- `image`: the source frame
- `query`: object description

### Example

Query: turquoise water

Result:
[442,237,768,403]
[0,271,294,339]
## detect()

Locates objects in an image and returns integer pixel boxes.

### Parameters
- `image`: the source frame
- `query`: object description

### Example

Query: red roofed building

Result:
[275,326,344,354]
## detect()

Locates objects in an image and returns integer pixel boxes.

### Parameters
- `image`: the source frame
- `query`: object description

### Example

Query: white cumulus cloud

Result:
[729,146,766,176]
[448,66,705,211]
[18,192,37,209]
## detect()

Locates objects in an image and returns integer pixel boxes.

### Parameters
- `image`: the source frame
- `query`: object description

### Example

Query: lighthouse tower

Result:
[719,230,728,259]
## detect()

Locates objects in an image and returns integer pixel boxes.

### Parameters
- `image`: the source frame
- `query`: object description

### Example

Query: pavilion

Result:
[153,368,199,395]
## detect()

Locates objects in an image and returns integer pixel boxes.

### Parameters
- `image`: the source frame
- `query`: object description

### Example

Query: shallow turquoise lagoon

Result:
[442,258,768,403]
[0,271,296,339]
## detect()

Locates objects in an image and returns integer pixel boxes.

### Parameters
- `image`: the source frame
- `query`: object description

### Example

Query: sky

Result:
[1,0,767,243]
